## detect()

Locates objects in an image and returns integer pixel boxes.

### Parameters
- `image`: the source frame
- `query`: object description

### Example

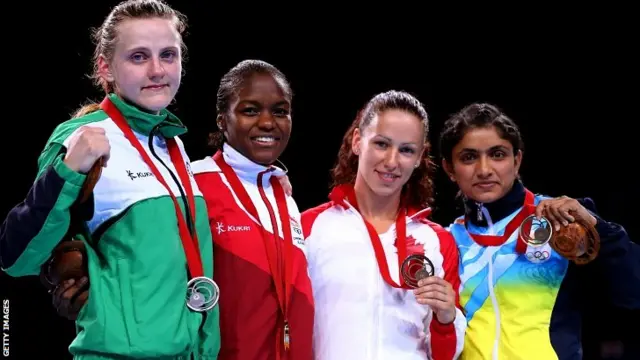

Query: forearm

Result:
[429,307,466,360]
[0,155,86,276]
[577,198,640,309]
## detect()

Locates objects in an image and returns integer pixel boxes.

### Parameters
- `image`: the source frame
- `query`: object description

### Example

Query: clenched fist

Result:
[64,126,111,174]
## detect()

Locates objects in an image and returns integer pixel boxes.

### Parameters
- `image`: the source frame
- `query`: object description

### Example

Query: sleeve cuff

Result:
[431,316,456,335]
[53,154,86,188]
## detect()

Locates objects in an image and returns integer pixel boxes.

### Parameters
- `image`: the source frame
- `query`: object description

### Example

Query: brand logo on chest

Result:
[126,170,154,181]
[216,221,252,235]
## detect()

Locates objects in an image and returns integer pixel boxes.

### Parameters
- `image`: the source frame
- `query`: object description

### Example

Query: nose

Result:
[476,155,493,178]
[383,148,399,170]
[148,57,166,79]
[257,112,275,130]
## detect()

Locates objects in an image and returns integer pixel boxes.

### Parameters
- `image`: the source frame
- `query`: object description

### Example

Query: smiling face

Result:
[220,73,292,165]
[352,109,425,198]
[98,17,182,113]
[444,125,522,203]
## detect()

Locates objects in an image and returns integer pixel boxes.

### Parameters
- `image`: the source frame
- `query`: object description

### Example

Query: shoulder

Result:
[45,110,110,147]
[300,201,340,238]
[37,111,111,170]
[416,218,456,248]
[191,156,221,176]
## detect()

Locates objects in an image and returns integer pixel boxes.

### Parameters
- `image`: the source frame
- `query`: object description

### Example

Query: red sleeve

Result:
[300,202,334,239]
[427,221,463,360]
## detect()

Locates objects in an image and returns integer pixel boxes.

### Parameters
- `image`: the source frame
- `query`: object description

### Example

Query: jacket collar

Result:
[329,183,432,222]
[221,142,286,181]
[107,93,186,138]
[462,179,526,227]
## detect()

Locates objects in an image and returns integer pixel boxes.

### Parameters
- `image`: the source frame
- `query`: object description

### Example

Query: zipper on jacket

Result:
[148,124,194,236]
[256,170,289,353]
[488,251,500,360]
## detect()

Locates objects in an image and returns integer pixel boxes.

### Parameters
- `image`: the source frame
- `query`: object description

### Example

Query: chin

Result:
[248,151,278,166]
[248,145,287,166]
[136,92,173,112]
[469,190,502,204]
[140,99,171,113]
[370,183,401,198]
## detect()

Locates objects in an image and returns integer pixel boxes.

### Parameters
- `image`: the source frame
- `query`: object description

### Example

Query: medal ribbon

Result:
[213,151,293,355]
[330,186,411,290]
[466,189,536,254]
[100,97,204,279]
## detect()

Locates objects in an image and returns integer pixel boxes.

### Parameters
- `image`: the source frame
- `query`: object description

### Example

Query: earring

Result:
[414,163,420,168]
[353,149,359,155]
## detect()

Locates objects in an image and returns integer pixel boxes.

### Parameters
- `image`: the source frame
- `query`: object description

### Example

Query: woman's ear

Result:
[441,158,456,182]
[514,149,523,176]
[97,54,114,83]
[216,114,226,133]
[351,127,361,156]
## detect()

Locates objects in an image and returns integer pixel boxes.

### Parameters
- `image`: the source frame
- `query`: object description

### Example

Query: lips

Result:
[375,170,400,183]
[474,181,499,189]
[250,135,280,146]
[142,84,168,90]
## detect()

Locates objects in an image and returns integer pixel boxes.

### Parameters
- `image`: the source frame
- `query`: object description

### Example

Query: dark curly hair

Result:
[330,90,436,209]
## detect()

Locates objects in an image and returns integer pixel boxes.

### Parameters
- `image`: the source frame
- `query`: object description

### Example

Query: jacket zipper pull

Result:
[284,320,290,351]
[476,202,484,221]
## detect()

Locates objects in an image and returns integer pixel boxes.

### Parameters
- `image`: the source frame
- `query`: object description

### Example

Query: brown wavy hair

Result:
[331,90,436,209]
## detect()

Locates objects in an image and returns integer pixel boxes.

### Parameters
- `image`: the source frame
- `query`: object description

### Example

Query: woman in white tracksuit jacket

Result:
[302,90,466,360]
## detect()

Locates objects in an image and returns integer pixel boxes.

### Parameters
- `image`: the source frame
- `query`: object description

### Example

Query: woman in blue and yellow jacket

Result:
[438,102,640,360]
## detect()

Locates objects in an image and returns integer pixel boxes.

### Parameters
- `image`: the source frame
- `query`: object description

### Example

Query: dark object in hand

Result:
[39,240,88,292]
[39,158,102,319]
[551,220,600,265]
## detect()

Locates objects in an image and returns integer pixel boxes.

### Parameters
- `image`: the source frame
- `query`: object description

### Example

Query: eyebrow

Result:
[126,45,179,53]
[459,145,510,153]
[374,134,418,146]
[239,100,290,107]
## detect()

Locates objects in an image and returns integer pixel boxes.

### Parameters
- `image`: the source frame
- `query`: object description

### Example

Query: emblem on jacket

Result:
[216,221,251,235]
[290,217,304,246]
[524,243,553,264]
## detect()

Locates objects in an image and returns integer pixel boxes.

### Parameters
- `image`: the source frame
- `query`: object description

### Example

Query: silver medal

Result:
[401,254,435,289]
[186,276,220,312]
[519,214,553,247]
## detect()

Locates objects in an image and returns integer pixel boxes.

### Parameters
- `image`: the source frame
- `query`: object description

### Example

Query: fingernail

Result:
[562,221,568,226]
[555,225,560,231]
[79,277,88,285]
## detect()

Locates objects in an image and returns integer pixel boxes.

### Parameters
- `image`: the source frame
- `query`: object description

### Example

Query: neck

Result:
[353,175,400,222]
[463,179,526,226]
[117,94,160,114]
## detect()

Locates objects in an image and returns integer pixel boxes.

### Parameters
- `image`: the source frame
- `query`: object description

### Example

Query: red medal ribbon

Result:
[329,186,412,290]
[100,97,204,279]
[213,150,293,356]
[466,189,536,254]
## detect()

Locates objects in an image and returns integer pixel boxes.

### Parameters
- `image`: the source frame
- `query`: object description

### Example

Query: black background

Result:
[1,2,637,359]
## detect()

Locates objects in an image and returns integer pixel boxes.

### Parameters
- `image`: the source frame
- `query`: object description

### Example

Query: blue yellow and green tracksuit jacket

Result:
[448,180,640,360]
[0,94,220,359]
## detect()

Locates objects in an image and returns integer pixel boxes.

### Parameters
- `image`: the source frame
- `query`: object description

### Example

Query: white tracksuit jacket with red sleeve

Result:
[301,183,466,360]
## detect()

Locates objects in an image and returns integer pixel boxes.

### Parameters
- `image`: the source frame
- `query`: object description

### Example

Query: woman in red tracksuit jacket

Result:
[189,59,314,360]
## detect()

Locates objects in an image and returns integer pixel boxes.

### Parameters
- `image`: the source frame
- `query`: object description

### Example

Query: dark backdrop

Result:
[1,2,637,359]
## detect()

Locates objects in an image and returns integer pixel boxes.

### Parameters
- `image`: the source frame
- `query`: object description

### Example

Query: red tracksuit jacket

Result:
[191,144,314,360]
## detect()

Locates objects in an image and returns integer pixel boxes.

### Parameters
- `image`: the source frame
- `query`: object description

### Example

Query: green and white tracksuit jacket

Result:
[0,94,220,359]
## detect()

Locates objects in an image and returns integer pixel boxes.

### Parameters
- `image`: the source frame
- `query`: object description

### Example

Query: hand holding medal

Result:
[411,267,457,324]
[519,196,600,265]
